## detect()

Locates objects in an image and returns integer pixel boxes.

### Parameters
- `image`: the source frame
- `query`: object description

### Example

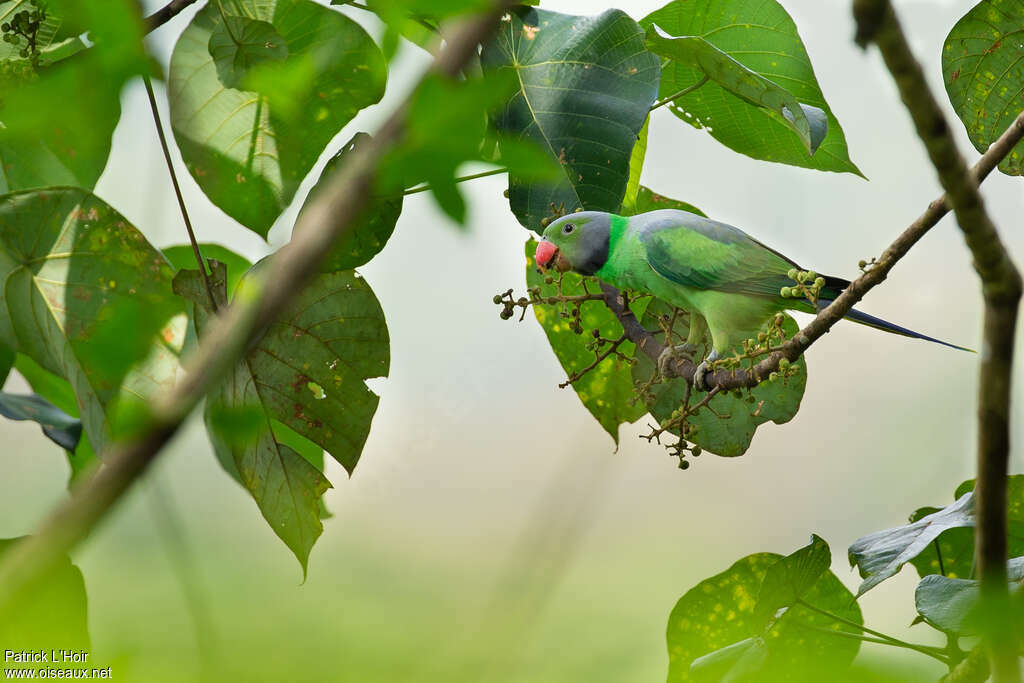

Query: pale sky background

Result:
[1,0,1021,681]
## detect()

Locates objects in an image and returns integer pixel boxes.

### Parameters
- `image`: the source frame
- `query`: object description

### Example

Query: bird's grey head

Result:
[536,211,612,276]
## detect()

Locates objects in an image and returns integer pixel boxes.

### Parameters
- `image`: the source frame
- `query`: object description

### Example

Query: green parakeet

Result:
[534,210,971,386]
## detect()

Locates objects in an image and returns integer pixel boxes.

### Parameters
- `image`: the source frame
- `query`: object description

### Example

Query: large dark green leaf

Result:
[0,188,185,453]
[525,240,645,443]
[640,0,859,175]
[645,27,827,155]
[942,0,1024,175]
[0,0,145,192]
[0,537,89,650]
[169,0,387,237]
[848,493,974,596]
[482,7,660,230]
[632,298,806,457]
[666,549,861,682]
[295,132,401,271]
[0,391,81,451]
[175,259,388,571]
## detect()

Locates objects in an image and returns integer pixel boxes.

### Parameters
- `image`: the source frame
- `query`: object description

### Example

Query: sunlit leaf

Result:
[667,549,861,682]
[169,0,387,236]
[645,27,827,155]
[640,0,859,175]
[295,132,401,271]
[756,534,831,621]
[942,0,1024,175]
[482,7,661,230]
[625,186,706,218]
[0,188,185,453]
[525,239,645,443]
[620,117,649,216]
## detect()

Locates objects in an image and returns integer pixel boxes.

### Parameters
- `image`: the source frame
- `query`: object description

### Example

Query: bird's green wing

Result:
[638,212,797,298]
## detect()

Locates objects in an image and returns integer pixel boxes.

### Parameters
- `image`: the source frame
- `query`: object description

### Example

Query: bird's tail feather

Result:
[819,300,975,352]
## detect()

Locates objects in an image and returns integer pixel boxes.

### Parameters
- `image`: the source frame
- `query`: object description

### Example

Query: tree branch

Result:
[0,1,517,616]
[605,107,1024,392]
[855,3,1022,681]
[143,0,200,33]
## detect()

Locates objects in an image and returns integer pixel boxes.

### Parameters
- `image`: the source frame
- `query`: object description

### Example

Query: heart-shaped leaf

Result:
[942,0,1024,175]
[175,259,388,571]
[0,188,185,453]
[640,0,859,175]
[645,27,827,155]
[482,7,660,230]
[169,0,387,236]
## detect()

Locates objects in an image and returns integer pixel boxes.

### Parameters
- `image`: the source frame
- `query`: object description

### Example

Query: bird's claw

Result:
[693,360,712,392]
[657,343,698,378]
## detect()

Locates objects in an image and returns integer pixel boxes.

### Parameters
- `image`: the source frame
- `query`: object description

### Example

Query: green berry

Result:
[492,294,503,304]
[691,446,702,457]
[678,459,690,470]
[787,268,798,280]
[543,276,553,284]
[814,277,825,288]
[858,259,867,269]
[778,358,790,370]
[780,286,791,298]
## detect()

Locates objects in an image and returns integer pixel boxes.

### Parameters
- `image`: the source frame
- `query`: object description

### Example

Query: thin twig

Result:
[143,75,218,313]
[144,0,200,33]
[854,3,1022,682]
[402,167,508,196]
[0,1,519,617]
[650,75,709,111]
[602,107,1024,391]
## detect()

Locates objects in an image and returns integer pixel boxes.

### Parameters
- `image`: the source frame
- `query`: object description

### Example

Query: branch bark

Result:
[855,3,1021,682]
[0,1,517,616]
[143,0,200,33]
[606,107,1024,392]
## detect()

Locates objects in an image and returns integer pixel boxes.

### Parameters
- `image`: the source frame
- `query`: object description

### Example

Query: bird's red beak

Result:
[535,240,559,271]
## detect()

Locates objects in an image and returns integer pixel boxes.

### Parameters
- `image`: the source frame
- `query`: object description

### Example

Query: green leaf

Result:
[0,0,146,192]
[0,391,81,451]
[208,15,288,89]
[914,557,1024,635]
[0,343,12,384]
[640,0,860,175]
[666,551,861,682]
[620,117,649,216]
[482,7,661,230]
[525,239,645,443]
[0,188,185,453]
[756,534,831,621]
[162,242,252,299]
[13,353,96,481]
[175,259,388,570]
[645,27,827,155]
[169,0,387,237]
[942,0,1024,175]
[848,493,975,596]
[631,299,806,457]
[295,132,401,271]
[626,186,706,217]
[0,537,89,649]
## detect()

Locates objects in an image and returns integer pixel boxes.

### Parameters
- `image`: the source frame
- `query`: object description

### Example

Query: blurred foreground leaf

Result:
[0,391,81,451]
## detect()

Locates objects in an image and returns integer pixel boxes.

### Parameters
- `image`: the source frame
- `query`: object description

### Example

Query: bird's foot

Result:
[657,343,698,378]
[693,350,721,392]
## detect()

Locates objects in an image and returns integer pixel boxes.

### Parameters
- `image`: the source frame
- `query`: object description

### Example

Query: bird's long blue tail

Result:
[826,302,975,352]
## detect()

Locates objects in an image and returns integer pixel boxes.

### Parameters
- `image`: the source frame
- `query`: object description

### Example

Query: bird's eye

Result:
[562,223,576,235]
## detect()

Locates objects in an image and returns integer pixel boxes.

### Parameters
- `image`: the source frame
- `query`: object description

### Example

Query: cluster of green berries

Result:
[1,0,46,62]
[779,268,825,302]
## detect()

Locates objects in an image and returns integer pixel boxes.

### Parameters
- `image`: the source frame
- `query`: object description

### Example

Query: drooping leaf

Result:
[849,493,975,596]
[620,117,649,216]
[169,0,387,236]
[175,259,388,570]
[756,534,831,621]
[914,557,1024,635]
[13,353,96,481]
[525,240,645,443]
[631,299,806,457]
[482,7,661,231]
[295,132,401,271]
[0,391,81,451]
[640,0,859,175]
[666,550,861,682]
[208,15,289,89]
[645,27,827,155]
[0,188,185,453]
[0,537,89,649]
[0,0,146,192]
[942,0,1024,175]
[625,186,706,218]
